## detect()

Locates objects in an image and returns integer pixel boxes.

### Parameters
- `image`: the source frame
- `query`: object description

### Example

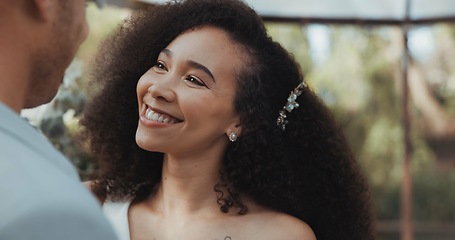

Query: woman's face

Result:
[136,26,243,158]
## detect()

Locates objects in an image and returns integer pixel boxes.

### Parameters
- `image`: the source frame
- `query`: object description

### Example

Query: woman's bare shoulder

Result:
[244,207,316,240]
[264,212,316,240]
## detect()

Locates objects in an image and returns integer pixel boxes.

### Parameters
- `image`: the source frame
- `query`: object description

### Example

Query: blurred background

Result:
[20,1,455,239]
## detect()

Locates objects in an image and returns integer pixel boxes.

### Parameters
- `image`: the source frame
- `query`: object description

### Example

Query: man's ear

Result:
[32,0,53,21]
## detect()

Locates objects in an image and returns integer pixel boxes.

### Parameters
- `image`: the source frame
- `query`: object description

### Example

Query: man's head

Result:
[24,0,89,108]
[0,0,89,111]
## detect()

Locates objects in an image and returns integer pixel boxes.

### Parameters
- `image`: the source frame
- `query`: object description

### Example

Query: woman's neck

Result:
[146,153,224,217]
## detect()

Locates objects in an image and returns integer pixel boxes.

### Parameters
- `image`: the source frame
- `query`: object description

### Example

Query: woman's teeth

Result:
[145,108,177,124]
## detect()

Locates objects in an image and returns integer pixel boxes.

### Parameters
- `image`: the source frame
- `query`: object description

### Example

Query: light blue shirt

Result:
[0,103,117,240]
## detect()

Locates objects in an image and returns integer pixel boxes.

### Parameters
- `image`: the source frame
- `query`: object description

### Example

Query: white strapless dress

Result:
[102,200,132,240]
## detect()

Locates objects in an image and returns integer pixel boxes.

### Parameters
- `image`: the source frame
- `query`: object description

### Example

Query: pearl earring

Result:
[228,131,237,142]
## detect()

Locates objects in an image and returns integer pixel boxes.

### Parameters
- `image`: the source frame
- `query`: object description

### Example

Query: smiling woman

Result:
[136,27,242,157]
[78,0,375,239]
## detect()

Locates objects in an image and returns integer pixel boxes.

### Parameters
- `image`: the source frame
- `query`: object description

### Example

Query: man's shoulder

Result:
[0,125,79,189]
[0,138,79,197]
[0,166,118,240]
[0,116,117,239]
[0,137,108,231]
[0,151,98,212]
[0,197,118,240]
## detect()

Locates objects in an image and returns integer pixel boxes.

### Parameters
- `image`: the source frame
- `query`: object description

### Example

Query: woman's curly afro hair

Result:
[78,0,375,239]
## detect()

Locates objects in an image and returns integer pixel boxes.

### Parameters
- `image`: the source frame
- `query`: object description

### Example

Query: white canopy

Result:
[132,0,455,24]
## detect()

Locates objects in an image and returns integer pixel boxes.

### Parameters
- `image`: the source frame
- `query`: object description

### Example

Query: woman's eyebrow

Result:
[187,60,215,82]
[161,48,215,82]
[161,48,172,57]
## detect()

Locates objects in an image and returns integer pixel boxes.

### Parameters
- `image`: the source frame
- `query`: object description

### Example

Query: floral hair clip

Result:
[276,81,306,131]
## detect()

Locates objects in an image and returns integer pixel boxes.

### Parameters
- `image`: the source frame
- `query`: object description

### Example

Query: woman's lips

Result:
[143,105,183,124]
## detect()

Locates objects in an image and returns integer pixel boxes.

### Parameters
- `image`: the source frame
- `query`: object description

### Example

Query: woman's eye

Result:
[153,61,167,71]
[185,76,206,87]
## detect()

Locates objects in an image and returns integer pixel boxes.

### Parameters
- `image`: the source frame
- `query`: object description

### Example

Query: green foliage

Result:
[432,25,455,115]
[413,170,455,221]
[267,23,455,222]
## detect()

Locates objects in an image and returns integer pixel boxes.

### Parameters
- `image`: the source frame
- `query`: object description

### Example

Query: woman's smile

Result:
[139,104,183,128]
[144,105,182,124]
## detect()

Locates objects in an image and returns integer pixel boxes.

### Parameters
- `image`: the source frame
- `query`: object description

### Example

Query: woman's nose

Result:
[147,75,177,103]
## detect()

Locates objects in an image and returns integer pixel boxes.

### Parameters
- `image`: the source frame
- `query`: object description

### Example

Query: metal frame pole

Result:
[401,0,414,239]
